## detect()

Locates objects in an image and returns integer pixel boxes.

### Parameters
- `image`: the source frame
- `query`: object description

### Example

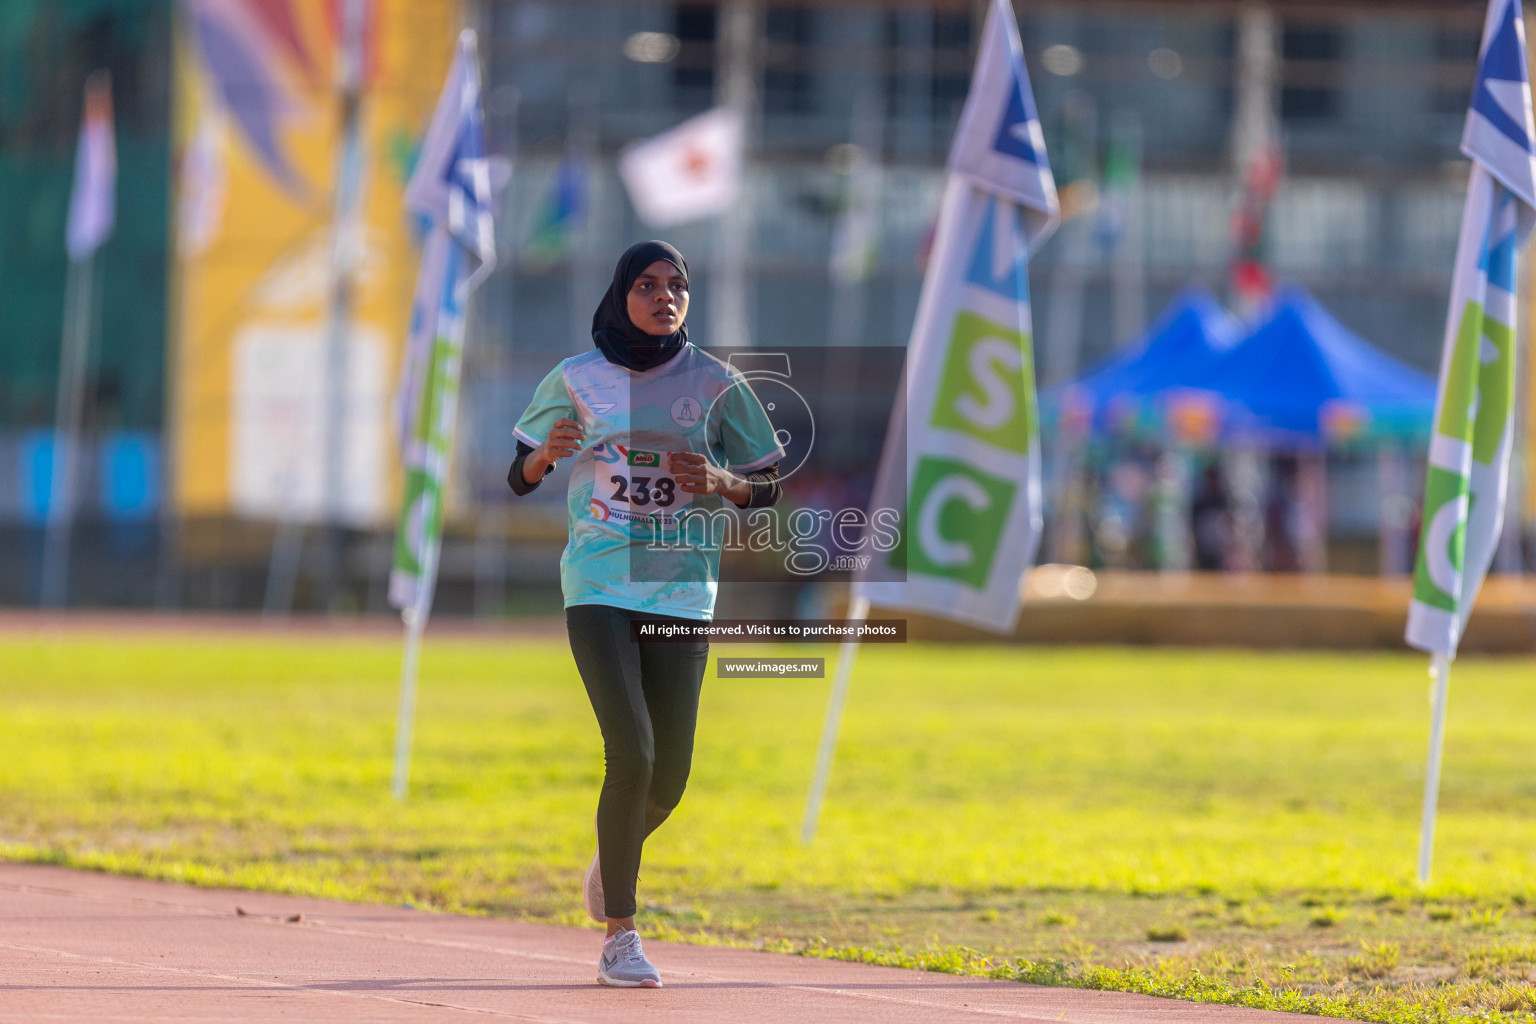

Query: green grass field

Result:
[4,632,1535,1023]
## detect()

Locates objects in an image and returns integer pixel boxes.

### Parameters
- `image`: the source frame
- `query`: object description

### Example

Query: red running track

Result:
[1,862,1318,1024]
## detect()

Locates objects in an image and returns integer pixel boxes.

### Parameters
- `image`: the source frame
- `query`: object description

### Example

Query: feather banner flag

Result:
[801,0,1059,843]
[852,0,1058,633]
[387,30,497,620]
[1406,0,1536,885]
[1406,0,1536,658]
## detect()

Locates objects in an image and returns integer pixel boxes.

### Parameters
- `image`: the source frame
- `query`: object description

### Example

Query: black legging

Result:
[565,603,709,920]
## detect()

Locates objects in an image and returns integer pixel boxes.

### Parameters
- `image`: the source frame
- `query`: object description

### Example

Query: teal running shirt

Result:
[514,344,785,620]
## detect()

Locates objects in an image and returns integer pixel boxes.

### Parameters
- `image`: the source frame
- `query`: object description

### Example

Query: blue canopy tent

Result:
[1043,286,1242,439]
[1039,286,1432,573]
[1189,287,1437,447]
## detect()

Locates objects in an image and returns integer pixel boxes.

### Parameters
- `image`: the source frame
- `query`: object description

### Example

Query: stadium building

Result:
[0,0,1510,608]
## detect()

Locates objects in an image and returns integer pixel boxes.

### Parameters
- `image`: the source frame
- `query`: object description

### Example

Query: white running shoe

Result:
[597,928,662,988]
[581,846,605,924]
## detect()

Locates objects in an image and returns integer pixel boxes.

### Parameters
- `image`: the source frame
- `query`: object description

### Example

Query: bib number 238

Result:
[590,444,690,521]
[609,471,676,507]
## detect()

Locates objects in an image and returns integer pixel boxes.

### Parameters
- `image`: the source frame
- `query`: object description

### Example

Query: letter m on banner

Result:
[855,0,1058,633]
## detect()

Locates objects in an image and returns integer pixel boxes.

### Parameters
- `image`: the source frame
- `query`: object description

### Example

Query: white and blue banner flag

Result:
[855,0,1058,633]
[389,30,497,618]
[1406,0,1536,657]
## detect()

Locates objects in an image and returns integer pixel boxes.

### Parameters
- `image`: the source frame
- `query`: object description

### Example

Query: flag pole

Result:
[801,592,870,843]
[711,0,759,349]
[394,492,446,801]
[320,0,370,605]
[46,69,114,607]
[392,604,426,800]
[565,82,599,355]
[1417,652,1452,884]
[40,251,95,608]
[827,81,882,350]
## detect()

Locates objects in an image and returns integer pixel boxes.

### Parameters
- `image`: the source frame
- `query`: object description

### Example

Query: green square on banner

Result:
[929,311,1035,453]
[892,455,1016,588]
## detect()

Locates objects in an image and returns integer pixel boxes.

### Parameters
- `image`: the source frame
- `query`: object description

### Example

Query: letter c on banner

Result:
[956,336,1022,430]
[917,473,991,568]
[1423,492,1470,597]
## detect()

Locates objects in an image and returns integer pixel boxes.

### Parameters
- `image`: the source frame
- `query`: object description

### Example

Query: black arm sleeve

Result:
[733,461,782,509]
[507,440,553,496]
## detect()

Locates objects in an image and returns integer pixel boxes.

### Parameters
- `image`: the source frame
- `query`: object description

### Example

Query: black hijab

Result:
[591,240,689,371]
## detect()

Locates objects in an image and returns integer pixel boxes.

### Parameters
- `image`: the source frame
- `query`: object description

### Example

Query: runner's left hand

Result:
[667,451,718,494]
[668,452,748,504]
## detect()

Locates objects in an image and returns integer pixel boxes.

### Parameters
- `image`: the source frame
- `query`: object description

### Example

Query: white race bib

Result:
[588,443,692,527]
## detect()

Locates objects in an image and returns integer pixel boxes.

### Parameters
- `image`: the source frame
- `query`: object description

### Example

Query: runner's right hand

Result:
[522,419,585,486]
[539,418,586,462]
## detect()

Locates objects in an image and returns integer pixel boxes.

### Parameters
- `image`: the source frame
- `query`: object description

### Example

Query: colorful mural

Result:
[170,0,459,525]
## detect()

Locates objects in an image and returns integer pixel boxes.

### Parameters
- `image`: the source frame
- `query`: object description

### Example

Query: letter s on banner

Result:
[956,336,1023,429]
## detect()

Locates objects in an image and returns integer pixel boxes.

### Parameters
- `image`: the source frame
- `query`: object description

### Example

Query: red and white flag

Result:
[66,71,116,260]
[618,107,743,227]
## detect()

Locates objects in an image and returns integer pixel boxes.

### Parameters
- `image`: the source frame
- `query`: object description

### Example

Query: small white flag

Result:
[66,71,116,260]
[618,107,744,228]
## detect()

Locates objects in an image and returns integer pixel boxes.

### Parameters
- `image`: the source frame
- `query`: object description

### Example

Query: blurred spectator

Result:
[1190,464,1232,571]
[1092,456,1152,568]
[1264,456,1303,571]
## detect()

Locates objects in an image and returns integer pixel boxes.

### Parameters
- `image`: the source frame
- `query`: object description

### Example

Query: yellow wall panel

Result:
[170,0,461,525]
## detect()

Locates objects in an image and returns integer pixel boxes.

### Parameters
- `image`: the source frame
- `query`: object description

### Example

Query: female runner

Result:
[507,240,784,987]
